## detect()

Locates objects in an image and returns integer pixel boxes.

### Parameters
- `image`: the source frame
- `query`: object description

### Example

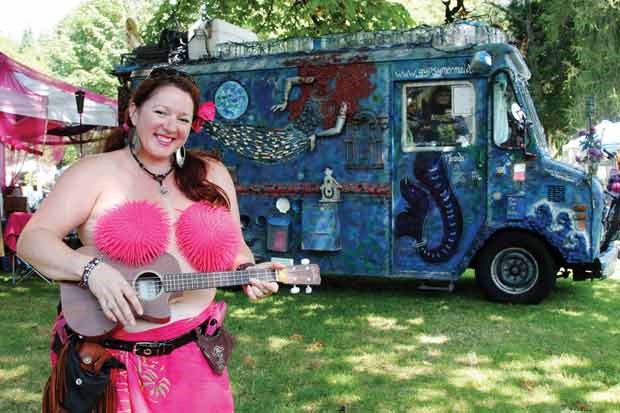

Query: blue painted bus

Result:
[116,22,617,303]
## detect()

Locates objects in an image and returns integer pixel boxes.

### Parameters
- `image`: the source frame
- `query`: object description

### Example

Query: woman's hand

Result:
[87,263,144,326]
[242,262,282,301]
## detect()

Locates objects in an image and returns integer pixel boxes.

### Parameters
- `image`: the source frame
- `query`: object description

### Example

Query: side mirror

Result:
[510,102,526,125]
[509,103,537,160]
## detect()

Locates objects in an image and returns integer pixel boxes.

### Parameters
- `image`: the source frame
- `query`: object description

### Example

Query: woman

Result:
[17,67,279,412]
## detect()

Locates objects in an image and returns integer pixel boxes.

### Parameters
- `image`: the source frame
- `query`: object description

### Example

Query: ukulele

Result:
[60,246,321,339]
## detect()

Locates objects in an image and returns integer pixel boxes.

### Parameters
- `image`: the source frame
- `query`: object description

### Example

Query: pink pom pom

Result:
[613,182,620,193]
[95,201,170,266]
[176,202,242,272]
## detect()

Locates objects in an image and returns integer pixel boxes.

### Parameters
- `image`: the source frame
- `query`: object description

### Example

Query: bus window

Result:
[402,83,474,151]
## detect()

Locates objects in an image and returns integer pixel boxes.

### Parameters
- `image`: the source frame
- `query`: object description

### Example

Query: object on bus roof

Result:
[213,21,507,60]
[188,19,259,61]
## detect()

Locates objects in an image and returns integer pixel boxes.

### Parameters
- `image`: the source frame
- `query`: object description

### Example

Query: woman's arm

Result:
[17,155,142,326]
[17,156,104,281]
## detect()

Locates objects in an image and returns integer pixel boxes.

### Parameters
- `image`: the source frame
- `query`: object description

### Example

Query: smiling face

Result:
[129,85,194,163]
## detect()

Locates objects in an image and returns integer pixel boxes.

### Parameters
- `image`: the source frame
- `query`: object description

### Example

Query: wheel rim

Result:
[490,247,539,295]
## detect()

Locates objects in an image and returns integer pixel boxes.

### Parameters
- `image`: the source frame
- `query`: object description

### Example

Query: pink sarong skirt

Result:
[107,302,234,413]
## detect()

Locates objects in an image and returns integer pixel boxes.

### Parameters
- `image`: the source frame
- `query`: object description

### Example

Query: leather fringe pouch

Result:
[194,326,235,375]
[43,338,125,413]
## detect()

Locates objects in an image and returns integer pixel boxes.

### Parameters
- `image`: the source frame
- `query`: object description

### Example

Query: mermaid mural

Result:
[396,152,463,262]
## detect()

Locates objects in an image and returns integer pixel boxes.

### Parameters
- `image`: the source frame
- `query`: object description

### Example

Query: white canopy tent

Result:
[561,120,620,182]
[0,52,117,127]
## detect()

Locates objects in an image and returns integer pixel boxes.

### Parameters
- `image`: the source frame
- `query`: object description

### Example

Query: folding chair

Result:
[3,212,51,285]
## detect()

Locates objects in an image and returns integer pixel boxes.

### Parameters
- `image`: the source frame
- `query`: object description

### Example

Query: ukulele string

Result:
[139,269,278,292]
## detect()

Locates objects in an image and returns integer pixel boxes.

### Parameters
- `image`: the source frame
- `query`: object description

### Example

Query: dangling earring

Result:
[122,123,131,146]
[175,145,186,168]
[130,129,141,151]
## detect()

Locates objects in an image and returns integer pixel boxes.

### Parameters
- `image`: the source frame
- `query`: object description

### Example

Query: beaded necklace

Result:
[130,147,174,195]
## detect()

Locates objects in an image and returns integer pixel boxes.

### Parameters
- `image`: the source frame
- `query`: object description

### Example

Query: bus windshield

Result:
[514,76,548,153]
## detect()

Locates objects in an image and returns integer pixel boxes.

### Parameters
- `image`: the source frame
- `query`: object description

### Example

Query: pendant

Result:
[160,184,169,195]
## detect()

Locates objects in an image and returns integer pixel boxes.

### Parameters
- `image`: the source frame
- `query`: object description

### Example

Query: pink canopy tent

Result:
[0,52,117,186]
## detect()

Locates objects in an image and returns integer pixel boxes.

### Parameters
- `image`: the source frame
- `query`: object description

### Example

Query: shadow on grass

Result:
[224,275,620,413]
[1,274,619,412]
[0,276,58,413]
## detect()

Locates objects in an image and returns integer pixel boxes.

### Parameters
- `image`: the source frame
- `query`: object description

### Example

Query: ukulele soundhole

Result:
[134,271,164,301]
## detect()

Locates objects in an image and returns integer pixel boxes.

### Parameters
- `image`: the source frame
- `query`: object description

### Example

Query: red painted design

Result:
[285,55,376,128]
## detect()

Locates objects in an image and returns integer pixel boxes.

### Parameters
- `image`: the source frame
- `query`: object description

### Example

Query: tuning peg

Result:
[301,258,310,265]
[305,285,312,294]
[290,285,300,294]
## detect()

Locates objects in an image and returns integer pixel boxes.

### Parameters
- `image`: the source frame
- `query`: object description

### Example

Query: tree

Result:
[18,28,35,52]
[41,0,160,97]
[144,0,415,42]
[442,0,469,23]
[1,32,51,74]
[44,0,132,97]
[496,0,620,147]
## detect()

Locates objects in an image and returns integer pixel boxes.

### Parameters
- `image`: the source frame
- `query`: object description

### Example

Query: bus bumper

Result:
[598,242,618,279]
[571,242,618,281]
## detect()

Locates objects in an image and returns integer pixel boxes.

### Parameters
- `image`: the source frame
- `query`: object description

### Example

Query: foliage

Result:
[18,29,35,52]
[0,33,51,74]
[442,0,469,23]
[43,0,138,97]
[61,144,80,167]
[498,0,620,148]
[2,273,620,412]
[0,0,160,98]
[400,0,507,28]
[144,0,415,42]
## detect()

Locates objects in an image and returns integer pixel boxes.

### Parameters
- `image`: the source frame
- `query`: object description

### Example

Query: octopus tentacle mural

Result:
[396,152,463,262]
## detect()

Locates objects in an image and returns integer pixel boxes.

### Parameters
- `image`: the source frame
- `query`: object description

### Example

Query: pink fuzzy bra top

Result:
[94,200,242,272]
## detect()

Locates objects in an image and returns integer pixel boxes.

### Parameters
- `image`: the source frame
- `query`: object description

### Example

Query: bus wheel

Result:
[476,232,556,304]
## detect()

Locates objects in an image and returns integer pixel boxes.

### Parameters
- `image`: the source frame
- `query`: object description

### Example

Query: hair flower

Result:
[192,101,216,132]
[198,101,216,122]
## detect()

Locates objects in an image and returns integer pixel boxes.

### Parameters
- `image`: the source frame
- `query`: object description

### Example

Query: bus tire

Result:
[476,232,556,304]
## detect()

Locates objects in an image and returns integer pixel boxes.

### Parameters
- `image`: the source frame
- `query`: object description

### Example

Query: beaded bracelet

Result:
[78,257,102,290]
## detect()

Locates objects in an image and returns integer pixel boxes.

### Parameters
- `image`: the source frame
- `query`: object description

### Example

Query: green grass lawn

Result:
[1,272,619,413]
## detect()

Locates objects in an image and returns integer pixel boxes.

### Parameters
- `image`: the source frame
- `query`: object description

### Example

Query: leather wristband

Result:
[78,257,102,289]
[235,262,254,271]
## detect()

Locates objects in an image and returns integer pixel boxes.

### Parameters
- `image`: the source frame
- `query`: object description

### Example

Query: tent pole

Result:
[75,90,85,158]
[79,113,83,157]
[0,143,5,191]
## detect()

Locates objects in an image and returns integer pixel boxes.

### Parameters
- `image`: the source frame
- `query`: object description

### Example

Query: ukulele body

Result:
[60,245,180,339]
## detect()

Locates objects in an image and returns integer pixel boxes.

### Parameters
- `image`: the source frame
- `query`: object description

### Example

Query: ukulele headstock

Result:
[275,264,321,286]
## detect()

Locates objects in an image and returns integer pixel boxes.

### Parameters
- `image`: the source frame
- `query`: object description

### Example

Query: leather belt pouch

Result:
[62,340,124,413]
[194,326,235,375]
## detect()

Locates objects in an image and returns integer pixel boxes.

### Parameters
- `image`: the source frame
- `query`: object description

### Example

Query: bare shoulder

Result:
[61,150,124,182]
[52,150,128,202]
[199,154,231,185]
[28,150,128,236]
